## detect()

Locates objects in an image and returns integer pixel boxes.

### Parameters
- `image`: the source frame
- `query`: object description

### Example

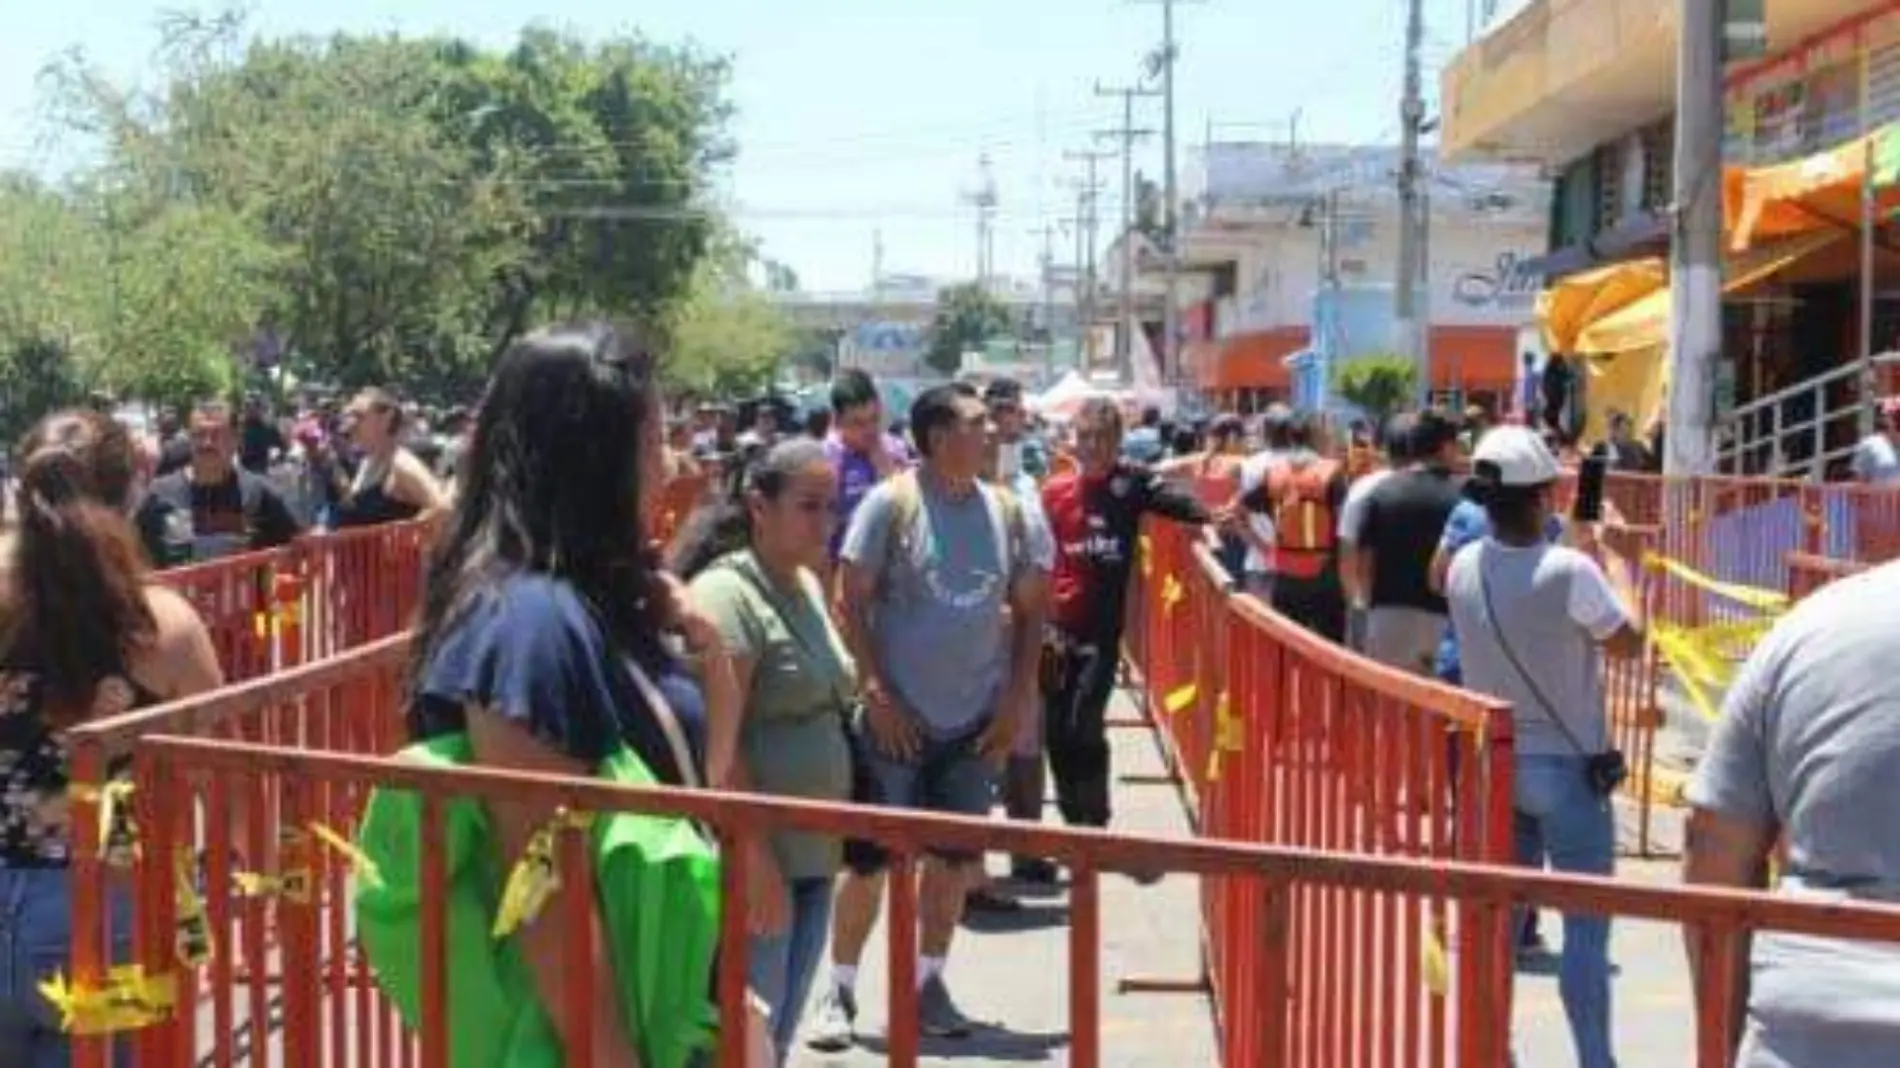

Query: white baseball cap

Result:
[1471,426,1563,488]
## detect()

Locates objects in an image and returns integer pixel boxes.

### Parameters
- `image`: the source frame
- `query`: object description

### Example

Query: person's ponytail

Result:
[3,412,156,725]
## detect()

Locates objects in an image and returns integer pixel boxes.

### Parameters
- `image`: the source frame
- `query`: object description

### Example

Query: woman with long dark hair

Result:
[672,439,853,1063]
[0,409,223,1068]
[404,322,758,1066]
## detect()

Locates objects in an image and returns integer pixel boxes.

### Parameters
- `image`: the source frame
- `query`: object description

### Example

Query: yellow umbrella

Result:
[1535,258,1667,353]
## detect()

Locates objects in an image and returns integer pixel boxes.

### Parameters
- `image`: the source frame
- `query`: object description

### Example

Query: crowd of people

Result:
[0,322,1894,1068]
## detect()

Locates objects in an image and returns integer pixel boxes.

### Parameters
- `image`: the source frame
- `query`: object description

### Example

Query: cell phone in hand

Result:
[1574,449,1608,523]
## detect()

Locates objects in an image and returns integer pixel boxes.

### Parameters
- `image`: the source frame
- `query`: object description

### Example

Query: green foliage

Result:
[923,283,1015,376]
[0,11,750,427]
[663,237,793,395]
[1333,353,1419,424]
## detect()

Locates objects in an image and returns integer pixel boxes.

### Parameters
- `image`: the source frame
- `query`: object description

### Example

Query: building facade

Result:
[1162,141,1546,414]
[1442,0,1900,462]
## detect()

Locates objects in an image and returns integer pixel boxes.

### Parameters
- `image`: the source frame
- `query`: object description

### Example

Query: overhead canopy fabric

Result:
[1575,229,1845,356]
[1535,258,1667,354]
[1729,123,1900,251]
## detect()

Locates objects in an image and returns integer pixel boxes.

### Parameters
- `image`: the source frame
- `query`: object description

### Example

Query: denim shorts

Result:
[0,868,133,1068]
[841,719,996,873]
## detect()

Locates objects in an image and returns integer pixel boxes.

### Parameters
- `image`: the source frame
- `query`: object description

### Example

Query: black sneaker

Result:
[1011,857,1061,885]
[917,975,975,1039]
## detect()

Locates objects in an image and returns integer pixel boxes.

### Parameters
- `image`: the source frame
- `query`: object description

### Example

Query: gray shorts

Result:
[1363,606,1447,677]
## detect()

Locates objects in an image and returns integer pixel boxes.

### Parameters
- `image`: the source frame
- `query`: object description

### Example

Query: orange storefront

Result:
[1200,324,1520,413]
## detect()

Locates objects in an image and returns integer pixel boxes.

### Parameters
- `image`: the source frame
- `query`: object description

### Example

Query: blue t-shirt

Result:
[410,574,706,783]
[1433,501,1565,682]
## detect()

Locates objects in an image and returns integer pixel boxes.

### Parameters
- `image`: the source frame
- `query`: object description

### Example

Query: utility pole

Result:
[1136,0,1204,391]
[960,154,1000,287]
[1066,148,1116,370]
[1395,0,1428,390]
[1029,223,1063,384]
[1667,0,1724,476]
[1095,81,1160,386]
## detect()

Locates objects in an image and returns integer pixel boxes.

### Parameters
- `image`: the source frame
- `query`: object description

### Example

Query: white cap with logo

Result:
[1471,426,1563,488]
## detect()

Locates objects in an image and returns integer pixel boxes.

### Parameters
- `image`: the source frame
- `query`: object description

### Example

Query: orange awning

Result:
[1205,328,1304,391]
[1729,124,1900,250]
[1428,326,1517,388]
[1576,229,1844,355]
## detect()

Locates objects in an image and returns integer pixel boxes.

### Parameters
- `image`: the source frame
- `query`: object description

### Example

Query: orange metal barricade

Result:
[85,708,1900,1068]
[62,638,414,1068]
[1786,550,1870,600]
[149,518,435,682]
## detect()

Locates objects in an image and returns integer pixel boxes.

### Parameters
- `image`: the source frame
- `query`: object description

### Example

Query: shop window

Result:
[1640,121,1672,212]
[1593,143,1624,234]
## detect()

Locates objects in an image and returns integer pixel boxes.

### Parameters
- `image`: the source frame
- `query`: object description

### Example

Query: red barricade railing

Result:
[151,519,435,682]
[1786,550,1870,600]
[1126,515,1519,1067]
[73,702,1900,1068]
[62,636,414,1068]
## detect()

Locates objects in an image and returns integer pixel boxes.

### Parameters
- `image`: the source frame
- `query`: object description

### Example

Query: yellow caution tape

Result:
[1163,683,1198,715]
[39,965,176,1035]
[1161,574,1184,614]
[493,809,594,940]
[1421,927,1449,997]
[308,821,384,891]
[174,850,212,967]
[1644,554,1789,613]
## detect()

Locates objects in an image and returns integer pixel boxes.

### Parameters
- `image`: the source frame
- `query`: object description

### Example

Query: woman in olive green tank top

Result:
[672,438,855,1063]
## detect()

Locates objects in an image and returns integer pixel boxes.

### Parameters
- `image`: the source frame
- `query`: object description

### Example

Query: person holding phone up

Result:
[1441,426,1643,1068]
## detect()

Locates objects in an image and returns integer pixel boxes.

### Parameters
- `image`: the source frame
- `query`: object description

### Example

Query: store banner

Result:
[1724,0,1766,63]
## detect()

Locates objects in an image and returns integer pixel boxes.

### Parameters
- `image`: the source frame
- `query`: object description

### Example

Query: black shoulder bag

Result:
[1476,549,1628,797]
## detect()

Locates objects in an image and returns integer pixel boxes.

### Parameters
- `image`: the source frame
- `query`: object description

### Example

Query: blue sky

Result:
[1,0,1477,291]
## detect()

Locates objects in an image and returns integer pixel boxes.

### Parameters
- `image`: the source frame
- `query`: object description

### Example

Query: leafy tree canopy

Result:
[0,10,774,423]
[922,283,1015,376]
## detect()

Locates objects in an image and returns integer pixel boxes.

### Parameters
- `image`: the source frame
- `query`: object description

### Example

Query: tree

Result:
[1333,353,1419,426]
[922,283,1014,376]
[38,15,736,402]
[663,233,793,396]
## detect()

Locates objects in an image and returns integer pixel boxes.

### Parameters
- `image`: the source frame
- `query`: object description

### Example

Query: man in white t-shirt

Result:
[1850,398,1900,485]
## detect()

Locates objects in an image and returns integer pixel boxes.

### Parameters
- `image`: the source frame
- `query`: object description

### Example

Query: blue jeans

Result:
[746,877,833,1064]
[1513,755,1618,1068]
[0,869,132,1068]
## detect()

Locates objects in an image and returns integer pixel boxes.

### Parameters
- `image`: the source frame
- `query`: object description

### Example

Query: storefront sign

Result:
[1451,252,1544,314]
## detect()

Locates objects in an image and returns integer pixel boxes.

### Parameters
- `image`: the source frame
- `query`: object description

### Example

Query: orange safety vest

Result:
[1266,459,1342,581]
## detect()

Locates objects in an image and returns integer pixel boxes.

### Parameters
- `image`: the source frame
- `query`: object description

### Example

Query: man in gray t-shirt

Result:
[1686,560,1900,1067]
[809,382,1049,1048]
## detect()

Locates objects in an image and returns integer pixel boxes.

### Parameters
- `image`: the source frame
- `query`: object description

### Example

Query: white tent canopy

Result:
[1029,370,1103,420]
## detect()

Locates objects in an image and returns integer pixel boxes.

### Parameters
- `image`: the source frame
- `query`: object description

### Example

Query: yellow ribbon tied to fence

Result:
[68,780,137,862]
[175,849,214,967]
[39,965,177,1036]
[1204,690,1245,783]
[493,808,595,939]
[1161,574,1184,616]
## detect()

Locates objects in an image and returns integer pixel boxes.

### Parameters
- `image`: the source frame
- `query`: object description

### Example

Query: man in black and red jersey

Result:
[1039,397,1208,832]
